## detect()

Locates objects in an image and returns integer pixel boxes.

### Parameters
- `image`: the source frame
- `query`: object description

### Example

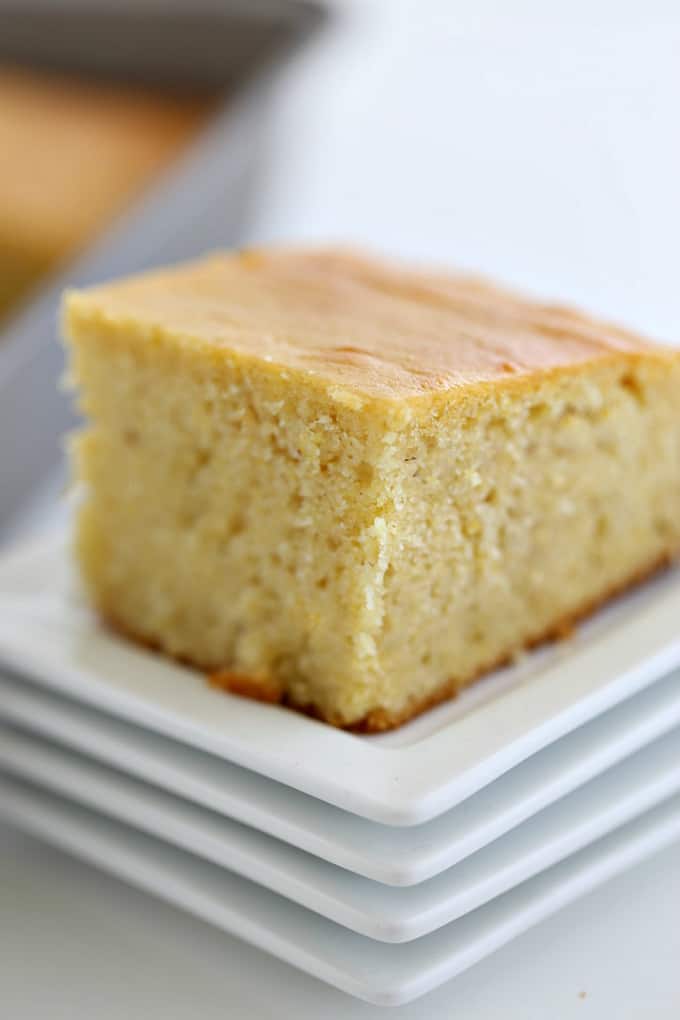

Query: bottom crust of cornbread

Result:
[100,549,676,732]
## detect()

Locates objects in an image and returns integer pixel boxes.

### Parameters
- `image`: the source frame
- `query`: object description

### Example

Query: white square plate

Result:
[2,773,679,1006]
[1,532,679,825]
[2,721,679,942]
[2,669,680,885]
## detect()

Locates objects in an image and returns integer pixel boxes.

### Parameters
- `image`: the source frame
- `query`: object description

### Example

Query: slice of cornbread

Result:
[63,249,680,730]
[0,67,209,322]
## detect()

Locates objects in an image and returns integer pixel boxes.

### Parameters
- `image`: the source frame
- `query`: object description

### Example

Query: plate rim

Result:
[1,720,680,942]
[2,667,680,886]
[1,772,680,1006]
[1,532,680,825]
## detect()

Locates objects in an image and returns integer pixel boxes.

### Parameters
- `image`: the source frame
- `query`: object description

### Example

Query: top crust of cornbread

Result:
[65,247,668,403]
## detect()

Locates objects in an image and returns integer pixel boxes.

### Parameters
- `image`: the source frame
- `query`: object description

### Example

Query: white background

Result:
[2,1,680,1015]
[253,0,680,347]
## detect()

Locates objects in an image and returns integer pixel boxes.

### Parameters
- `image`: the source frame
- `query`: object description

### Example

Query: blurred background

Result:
[1,0,680,545]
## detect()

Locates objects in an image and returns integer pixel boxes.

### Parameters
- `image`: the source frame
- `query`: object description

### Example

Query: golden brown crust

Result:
[65,247,678,403]
[99,549,677,733]
[208,669,283,705]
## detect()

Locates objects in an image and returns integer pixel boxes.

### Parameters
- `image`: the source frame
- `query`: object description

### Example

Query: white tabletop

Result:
[1,820,678,1018]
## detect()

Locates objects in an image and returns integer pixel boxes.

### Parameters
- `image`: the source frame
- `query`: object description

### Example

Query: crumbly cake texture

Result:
[0,67,209,320]
[63,248,680,731]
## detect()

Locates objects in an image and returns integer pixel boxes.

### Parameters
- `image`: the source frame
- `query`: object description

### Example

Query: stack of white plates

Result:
[1,533,680,1007]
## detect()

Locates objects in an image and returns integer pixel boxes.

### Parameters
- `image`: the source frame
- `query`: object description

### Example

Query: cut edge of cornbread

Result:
[63,250,680,731]
[92,542,673,734]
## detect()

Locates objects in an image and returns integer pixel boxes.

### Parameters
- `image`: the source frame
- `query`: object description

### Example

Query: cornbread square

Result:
[0,67,209,321]
[64,249,680,730]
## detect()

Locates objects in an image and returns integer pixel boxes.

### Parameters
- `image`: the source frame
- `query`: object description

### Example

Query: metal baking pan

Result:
[0,0,325,543]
